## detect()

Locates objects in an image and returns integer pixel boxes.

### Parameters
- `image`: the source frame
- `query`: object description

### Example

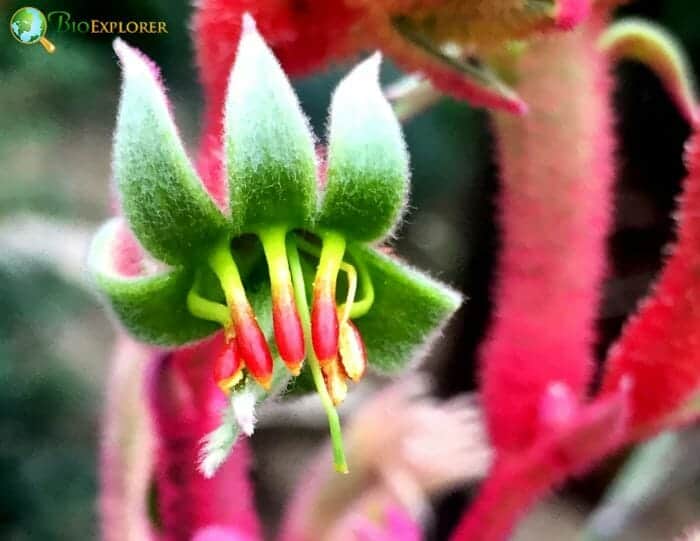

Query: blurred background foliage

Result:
[1,1,699,539]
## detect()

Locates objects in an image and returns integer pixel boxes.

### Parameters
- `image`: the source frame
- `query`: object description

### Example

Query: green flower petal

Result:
[88,218,218,345]
[351,245,462,373]
[224,15,317,234]
[113,39,227,265]
[318,53,410,242]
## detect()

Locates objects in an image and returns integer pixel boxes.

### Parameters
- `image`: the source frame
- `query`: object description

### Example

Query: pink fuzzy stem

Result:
[480,15,615,453]
[100,335,156,541]
[148,336,262,541]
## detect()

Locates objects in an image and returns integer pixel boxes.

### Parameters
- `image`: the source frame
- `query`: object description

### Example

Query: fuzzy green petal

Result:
[352,245,462,372]
[113,39,227,265]
[89,218,217,345]
[318,53,410,242]
[224,15,317,234]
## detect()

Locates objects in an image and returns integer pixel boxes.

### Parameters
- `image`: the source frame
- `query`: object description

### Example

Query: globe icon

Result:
[10,7,55,53]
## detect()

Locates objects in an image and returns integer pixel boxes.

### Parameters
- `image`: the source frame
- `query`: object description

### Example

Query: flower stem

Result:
[258,225,292,297]
[208,238,246,308]
[287,235,349,474]
[347,246,374,319]
[186,271,231,328]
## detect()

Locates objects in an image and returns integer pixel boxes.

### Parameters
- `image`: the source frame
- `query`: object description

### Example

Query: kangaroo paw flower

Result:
[89,16,462,475]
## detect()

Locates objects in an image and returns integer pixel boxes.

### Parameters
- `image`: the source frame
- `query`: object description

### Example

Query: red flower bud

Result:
[311,286,339,366]
[272,290,305,374]
[234,309,273,390]
[213,337,243,393]
[260,227,306,373]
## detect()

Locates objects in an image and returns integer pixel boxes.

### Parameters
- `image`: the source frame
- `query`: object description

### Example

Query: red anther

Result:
[338,320,367,382]
[311,289,339,366]
[213,338,243,393]
[272,289,306,374]
[235,314,274,390]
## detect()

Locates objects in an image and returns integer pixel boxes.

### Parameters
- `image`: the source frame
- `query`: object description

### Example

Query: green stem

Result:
[186,271,231,327]
[258,225,292,300]
[347,246,374,319]
[316,231,346,294]
[287,235,349,474]
[208,237,246,308]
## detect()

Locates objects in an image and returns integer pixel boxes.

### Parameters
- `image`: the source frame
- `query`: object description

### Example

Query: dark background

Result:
[1,1,699,539]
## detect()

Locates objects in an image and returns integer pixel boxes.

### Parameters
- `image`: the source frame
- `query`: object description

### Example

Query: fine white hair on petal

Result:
[233,390,257,436]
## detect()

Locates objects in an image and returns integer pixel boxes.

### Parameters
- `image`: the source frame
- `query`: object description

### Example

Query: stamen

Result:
[259,226,306,373]
[311,231,346,365]
[209,238,273,390]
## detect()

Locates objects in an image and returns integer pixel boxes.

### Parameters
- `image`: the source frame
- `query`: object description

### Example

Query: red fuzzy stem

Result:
[480,16,615,453]
[148,335,262,541]
[601,127,700,440]
[450,393,628,541]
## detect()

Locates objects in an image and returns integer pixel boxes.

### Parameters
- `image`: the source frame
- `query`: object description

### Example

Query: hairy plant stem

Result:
[454,13,617,541]
[481,14,615,453]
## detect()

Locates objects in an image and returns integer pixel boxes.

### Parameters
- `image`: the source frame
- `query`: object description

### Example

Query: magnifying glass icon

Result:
[10,7,56,54]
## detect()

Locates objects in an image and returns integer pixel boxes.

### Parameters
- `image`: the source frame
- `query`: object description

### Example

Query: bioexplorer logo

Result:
[10,7,55,53]
[10,7,168,54]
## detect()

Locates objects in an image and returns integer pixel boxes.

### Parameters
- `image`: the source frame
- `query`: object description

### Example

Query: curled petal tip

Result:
[241,12,256,33]
[113,37,160,81]
[600,18,698,125]
[510,97,529,116]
